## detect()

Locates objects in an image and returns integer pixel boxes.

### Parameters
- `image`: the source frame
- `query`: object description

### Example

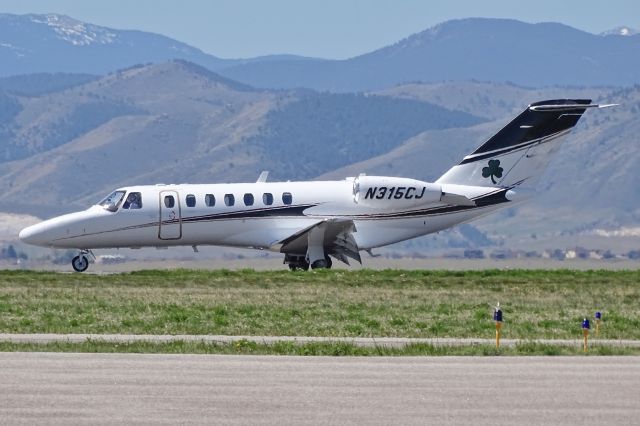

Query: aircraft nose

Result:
[19,223,50,247]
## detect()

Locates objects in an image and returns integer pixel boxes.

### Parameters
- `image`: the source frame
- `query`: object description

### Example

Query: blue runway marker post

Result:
[582,318,590,353]
[595,311,602,336]
[493,304,503,349]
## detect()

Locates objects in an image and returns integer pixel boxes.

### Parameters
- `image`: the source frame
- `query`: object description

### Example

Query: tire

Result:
[72,255,89,272]
[324,256,333,269]
[288,260,310,271]
[310,259,328,270]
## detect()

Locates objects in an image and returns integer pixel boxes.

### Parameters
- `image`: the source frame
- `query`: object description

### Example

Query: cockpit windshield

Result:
[98,190,126,212]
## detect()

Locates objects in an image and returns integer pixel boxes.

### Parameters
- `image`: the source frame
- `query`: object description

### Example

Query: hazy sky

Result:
[1,0,639,59]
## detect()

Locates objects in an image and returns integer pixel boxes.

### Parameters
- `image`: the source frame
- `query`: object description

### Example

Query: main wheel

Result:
[71,255,89,272]
[288,259,310,271]
[311,259,328,269]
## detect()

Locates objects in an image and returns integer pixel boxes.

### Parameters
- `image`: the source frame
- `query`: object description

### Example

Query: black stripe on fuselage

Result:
[179,204,317,224]
[162,189,511,224]
[51,204,318,242]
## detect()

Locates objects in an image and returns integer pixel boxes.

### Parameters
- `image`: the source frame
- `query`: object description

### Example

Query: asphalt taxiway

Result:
[1,353,639,425]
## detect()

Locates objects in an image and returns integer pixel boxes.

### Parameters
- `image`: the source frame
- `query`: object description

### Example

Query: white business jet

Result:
[19,99,611,272]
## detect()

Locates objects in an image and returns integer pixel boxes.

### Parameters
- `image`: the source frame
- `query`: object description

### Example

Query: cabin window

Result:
[263,193,273,205]
[122,192,143,210]
[186,194,196,208]
[244,193,254,206]
[98,190,125,212]
[164,195,175,208]
[282,192,293,205]
[205,194,216,207]
[224,194,235,206]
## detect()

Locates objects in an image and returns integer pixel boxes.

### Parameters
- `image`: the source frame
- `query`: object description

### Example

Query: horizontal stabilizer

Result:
[529,103,618,112]
[441,192,476,207]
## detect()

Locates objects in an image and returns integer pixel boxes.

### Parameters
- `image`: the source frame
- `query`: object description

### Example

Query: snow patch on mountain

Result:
[29,14,117,46]
[600,26,638,36]
[590,227,640,237]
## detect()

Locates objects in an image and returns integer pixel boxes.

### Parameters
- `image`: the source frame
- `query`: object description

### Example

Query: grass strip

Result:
[0,269,638,340]
[1,339,638,356]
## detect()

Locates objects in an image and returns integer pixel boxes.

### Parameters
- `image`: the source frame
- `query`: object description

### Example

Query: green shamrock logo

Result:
[482,159,503,184]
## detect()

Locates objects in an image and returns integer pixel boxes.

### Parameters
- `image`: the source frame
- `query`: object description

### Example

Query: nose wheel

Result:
[72,255,88,272]
[71,250,93,272]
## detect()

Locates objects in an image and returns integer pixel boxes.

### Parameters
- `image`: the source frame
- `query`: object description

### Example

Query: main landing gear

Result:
[71,250,94,272]
[284,254,332,271]
[283,223,337,271]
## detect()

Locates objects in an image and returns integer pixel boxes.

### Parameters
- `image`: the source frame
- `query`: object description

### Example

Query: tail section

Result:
[437,99,603,188]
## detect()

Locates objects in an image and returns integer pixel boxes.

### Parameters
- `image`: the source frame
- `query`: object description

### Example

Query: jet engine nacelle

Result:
[352,176,443,208]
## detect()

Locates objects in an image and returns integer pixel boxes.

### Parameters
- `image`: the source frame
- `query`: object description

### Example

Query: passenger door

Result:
[158,190,182,240]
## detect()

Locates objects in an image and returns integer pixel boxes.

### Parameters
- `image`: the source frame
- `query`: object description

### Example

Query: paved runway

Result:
[2,333,640,348]
[1,353,639,425]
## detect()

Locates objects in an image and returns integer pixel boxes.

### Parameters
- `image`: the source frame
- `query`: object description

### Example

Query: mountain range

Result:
[219,19,640,91]
[2,14,640,90]
[0,61,481,216]
[0,13,311,77]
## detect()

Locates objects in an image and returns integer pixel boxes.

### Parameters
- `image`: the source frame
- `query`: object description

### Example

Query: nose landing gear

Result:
[71,250,94,272]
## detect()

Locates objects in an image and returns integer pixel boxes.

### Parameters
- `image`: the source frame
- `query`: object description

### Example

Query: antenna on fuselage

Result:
[256,171,269,183]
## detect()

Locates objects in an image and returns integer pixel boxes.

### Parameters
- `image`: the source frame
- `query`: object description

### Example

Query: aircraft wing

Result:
[275,219,361,265]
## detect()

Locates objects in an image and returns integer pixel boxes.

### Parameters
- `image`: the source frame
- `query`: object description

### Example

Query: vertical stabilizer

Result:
[437,99,593,188]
